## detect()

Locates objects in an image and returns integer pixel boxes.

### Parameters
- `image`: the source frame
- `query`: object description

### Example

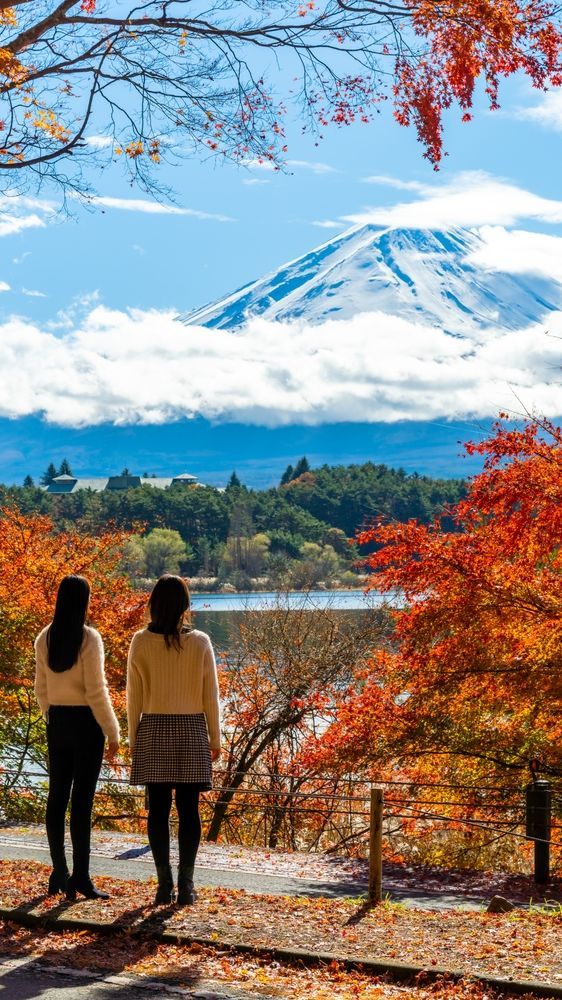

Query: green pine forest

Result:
[4,459,465,590]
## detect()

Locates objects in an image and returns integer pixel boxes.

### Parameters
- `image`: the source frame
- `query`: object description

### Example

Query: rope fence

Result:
[2,765,560,899]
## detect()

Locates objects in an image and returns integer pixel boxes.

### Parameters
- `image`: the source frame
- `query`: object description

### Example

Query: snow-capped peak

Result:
[178,224,562,333]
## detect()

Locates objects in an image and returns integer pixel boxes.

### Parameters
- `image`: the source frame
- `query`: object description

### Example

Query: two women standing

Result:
[34,573,221,905]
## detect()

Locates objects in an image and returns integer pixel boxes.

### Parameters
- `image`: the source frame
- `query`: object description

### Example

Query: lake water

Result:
[190,589,393,649]
[190,589,387,612]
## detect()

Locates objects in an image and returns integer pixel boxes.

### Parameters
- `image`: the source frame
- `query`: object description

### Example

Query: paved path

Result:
[0,837,487,910]
[0,955,260,1000]
[0,840,369,901]
[6,824,560,911]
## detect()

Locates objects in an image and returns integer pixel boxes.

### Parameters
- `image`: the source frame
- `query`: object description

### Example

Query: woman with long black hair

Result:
[127,575,221,906]
[34,574,120,900]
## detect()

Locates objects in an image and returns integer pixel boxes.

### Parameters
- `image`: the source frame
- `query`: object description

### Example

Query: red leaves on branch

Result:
[394,1,562,164]
[2,0,562,174]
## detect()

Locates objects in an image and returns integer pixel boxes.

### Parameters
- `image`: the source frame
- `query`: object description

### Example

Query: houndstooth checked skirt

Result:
[130,713,212,788]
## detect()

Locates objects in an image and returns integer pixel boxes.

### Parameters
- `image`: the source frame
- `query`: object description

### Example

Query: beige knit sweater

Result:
[34,625,120,744]
[126,628,221,750]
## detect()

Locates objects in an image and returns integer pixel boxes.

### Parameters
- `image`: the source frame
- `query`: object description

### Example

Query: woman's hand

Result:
[106,740,119,761]
[210,748,221,762]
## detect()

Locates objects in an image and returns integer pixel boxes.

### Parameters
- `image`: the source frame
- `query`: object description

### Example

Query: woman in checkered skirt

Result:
[127,575,221,905]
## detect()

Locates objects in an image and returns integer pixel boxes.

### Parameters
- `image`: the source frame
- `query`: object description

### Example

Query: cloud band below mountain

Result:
[0,306,560,427]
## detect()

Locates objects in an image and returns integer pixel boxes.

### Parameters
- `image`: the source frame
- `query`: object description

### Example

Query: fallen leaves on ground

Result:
[0,921,525,1000]
[1,859,561,989]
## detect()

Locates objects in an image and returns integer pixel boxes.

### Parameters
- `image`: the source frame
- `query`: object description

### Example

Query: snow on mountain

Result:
[178,225,562,333]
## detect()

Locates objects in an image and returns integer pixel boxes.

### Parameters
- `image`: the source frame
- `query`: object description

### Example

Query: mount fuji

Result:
[179,225,562,333]
[2,225,561,490]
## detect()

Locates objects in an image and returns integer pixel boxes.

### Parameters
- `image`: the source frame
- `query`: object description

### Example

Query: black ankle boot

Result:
[177,864,196,906]
[154,864,174,905]
[66,875,110,901]
[48,868,69,896]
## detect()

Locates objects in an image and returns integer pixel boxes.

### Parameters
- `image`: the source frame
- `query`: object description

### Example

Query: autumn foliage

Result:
[395,1,562,163]
[0,506,144,814]
[300,417,562,866]
[1,1,562,191]
[1,416,561,872]
[203,599,385,849]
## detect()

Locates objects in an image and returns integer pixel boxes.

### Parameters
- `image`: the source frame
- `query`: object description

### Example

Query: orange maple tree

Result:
[394,0,562,164]
[0,505,145,812]
[314,415,562,775]
[0,1,561,193]
[300,417,562,867]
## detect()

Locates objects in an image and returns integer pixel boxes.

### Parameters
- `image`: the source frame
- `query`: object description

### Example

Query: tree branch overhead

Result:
[0,1,561,194]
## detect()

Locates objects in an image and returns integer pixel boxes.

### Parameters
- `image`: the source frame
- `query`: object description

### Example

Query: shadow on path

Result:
[0,919,207,998]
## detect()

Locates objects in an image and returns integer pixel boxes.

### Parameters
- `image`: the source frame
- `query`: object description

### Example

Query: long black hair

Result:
[148,575,191,649]
[47,575,90,672]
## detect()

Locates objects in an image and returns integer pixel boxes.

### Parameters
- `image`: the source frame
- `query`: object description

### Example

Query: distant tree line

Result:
[3,458,465,590]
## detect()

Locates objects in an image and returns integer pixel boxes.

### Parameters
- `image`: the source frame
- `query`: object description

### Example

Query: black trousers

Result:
[146,784,201,871]
[46,705,104,878]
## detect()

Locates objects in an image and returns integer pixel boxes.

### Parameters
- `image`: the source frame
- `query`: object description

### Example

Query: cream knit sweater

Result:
[126,628,221,750]
[34,625,120,744]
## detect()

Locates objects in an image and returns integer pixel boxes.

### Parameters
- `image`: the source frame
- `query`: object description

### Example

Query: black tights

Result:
[146,784,201,870]
[46,706,104,879]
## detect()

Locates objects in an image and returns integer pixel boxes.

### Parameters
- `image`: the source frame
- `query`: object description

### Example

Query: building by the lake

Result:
[42,472,200,494]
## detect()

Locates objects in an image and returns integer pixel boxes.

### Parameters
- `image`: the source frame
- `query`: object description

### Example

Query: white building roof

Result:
[42,472,201,494]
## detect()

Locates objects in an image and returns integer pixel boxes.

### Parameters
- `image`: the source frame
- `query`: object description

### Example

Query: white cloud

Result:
[362,175,426,191]
[0,213,47,238]
[22,288,47,298]
[468,227,562,284]
[317,171,562,231]
[287,160,339,174]
[0,194,54,239]
[86,135,113,149]
[81,195,234,222]
[242,157,338,175]
[0,281,10,292]
[2,193,54,213]
[312,220,342,229]
[518,91,562,131]
[47,290,101,331]
[0,189,231,236]
[242,178,270,186]
[0,304,559,428]
[242,159,277,171]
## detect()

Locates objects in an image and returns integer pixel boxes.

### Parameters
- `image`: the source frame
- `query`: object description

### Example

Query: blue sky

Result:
[1,72,562,486]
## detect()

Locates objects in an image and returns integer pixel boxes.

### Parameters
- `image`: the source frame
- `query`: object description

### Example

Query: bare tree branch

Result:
[0,0,560,196]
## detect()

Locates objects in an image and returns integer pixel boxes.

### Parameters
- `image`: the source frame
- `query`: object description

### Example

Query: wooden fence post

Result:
[368,786,383,904]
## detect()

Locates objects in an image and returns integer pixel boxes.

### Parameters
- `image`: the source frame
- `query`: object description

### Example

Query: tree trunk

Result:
[206,774,247,842]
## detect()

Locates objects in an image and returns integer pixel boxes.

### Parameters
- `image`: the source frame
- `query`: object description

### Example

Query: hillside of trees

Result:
[3,459,465,590]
